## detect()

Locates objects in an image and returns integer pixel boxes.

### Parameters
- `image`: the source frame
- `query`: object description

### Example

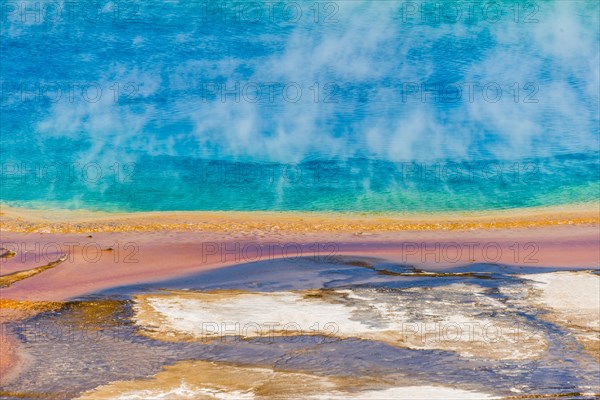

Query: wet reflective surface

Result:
[2,257,599,399]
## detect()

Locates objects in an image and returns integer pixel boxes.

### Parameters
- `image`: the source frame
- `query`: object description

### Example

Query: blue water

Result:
[1,0,598,212]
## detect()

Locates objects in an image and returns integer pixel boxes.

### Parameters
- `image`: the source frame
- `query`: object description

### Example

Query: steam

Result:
[8,0,597,163]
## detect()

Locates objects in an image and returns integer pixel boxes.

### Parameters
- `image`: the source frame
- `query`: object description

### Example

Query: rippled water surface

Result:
[1,0,599,211]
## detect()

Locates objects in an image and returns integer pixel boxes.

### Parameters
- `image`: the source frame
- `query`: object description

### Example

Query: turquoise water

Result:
[1,0,598,212]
